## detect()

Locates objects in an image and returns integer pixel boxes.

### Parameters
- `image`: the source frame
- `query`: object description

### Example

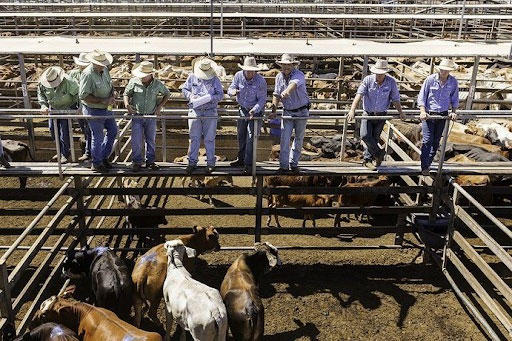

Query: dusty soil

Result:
[0,172,487,341]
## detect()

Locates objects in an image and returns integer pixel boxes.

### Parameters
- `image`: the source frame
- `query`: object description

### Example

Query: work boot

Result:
[102,159,113,169]
[363,160,376,171]
[375,150,386,167]
[60,156,68,164]
[206,165,216,174]
[421,169,430,176]
[186,164,197,174]
[230,159,244,167]
[91,163,108,173]
[0,155,11,168]
[290,165,300,174]
[243,165,251,174]
[276,168,290,175]
[78,153,91,162]
[146,162,160,170]
[132,163,142,172]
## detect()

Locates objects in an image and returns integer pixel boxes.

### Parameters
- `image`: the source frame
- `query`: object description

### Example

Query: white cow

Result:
[476,121,512,149]
[163,240,228,341]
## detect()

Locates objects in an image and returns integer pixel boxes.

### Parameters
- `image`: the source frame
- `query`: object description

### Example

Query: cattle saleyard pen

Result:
[0,2,511,340]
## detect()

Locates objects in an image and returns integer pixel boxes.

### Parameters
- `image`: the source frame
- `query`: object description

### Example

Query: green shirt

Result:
[79,64,113,109]
[123,77,170,115]
[37,76,79,110]
[68,68,81,84]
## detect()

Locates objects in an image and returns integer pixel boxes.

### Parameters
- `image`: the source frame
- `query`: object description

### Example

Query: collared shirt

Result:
[273,68,309,111]
[124,77,170,115]
[357,74,400,113]
[79,64,113,109]
[417,73,459,112]
[228,71,267,113]
[182,73,224,113]
[37,76,79,110]
[68,68,82,84]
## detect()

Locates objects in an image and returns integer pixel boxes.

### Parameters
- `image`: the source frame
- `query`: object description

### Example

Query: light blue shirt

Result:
[417,73,459,112]
[356,74,400,113]
[273,68,309,113]
[182,74,224,114]
[228,71,267,114]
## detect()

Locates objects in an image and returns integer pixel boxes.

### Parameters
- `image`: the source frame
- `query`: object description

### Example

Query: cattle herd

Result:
[3,226,281,340]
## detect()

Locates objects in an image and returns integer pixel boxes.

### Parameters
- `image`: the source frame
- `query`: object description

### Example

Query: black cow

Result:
[3,322,78,341]
[62,247,133,321]
[2,139,34,188]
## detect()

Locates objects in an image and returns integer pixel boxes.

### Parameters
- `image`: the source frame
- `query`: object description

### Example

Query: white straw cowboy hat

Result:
[238,56,262,71]
[85,49,113,67]
[132,61,156,78]
[73,52,90,67]
[437,59,457,71]
[370,59,391,74]
[192,57,218,80]
[276,53,300,66]
[40,66,66,88]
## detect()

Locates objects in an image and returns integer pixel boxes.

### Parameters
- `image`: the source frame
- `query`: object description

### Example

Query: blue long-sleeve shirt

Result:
[228,71,267,114]
[273,68,309,112]
[417,73,459,112]
[182,74,224,114]
[356,74,400,113]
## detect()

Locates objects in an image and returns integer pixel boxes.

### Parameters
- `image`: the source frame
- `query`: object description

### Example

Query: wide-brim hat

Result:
[437,59,457,71]
[73,52,90,67]
[276,53,300,66]
[238,56,262,71]
[370,59,391,74]
[40,66,66,88]
[85,49,113,67]
[192,57,218,80]
[132,61,157,78]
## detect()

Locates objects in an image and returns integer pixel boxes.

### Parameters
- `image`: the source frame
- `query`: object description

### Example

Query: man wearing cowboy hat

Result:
[348,59,404,171]
[182,57,224,174]
[227,56,268,173]
[79,49,118,173]
[69,52,92,162]
[270,53,310,174]
[38,66,79,163]
[417,58,459,176]
[123,60,170,172]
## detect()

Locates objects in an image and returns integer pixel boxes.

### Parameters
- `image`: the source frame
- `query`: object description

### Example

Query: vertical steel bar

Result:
[68,119,75,162]
[255,175,263,243]
[161,118,167,163]
[210,0,214,56]
[53,118,63,180]
[465,56,480,111]
[74,176,87,248]
[458,0,467,40]
[220,0,224,37]
[0,261,12,321]
[340,117,348,161]
[17,53,36,158]
[252,117,258,177]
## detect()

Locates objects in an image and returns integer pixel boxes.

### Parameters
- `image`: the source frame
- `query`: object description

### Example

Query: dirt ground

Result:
[0,173,487,341]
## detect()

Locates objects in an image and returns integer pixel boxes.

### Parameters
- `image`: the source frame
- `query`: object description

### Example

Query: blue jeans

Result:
[280,109,308,169]
[421,117,447,170]
[188,109,217,167]
[78,119,91,156]
[131,117,157,165]
[83,106,118,167]
[236,107,262,166]
[48,117,71,158]
[360,112,386,162]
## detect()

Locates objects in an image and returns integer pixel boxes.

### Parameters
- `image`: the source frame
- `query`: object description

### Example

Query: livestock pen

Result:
[0,36,510,339]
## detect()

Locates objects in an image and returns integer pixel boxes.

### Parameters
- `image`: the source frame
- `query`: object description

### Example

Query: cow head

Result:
[31,286,77,330]
[164,239,196,267]
[254,242,281,275]
[62,247,102,279]
[192,225,221,253]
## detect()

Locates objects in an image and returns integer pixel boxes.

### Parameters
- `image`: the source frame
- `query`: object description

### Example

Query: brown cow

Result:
[132,226,221,327]
[220,242,281,341]
[448,154,491,187]
[334,176,391,227]
[267,192,338,228]
[31,287,162,341]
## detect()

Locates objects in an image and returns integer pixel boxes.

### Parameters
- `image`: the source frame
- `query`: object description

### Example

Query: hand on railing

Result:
[126,104,136,115]
[449,112,457,121]
[419,108,428,121]
[347,109,355,122]
[40,107,49,115]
